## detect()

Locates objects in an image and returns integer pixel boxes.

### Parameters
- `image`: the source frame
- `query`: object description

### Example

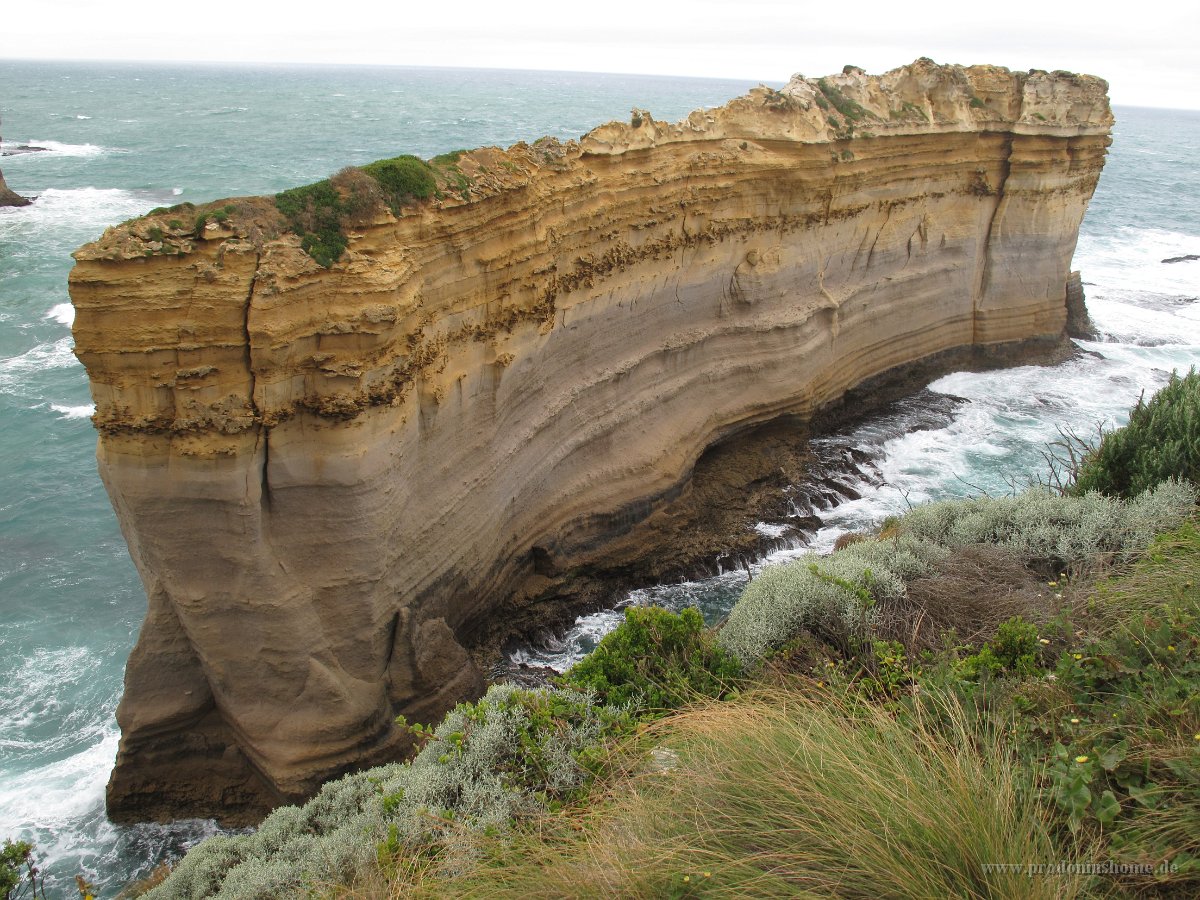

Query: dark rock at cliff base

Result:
[0,118,36,207]
[1162,254,1199,264]
[1065,271,1098,340]
[0,175,32,207]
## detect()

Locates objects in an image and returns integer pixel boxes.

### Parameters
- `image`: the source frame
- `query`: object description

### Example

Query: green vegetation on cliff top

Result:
[272,155,437,268]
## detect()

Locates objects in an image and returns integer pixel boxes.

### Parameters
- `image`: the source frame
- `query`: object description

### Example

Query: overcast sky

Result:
[3,0,1197,110]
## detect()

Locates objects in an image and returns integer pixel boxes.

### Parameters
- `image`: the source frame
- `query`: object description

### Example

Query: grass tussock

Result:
[389,689,1092,899]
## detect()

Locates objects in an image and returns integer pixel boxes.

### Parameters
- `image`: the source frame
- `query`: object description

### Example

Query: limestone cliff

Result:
[70,59,1112,824]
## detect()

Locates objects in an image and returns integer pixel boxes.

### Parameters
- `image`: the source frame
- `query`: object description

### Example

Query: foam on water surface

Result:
[51,404,95,419]
[1,139,107,158]
[45,303,75,326]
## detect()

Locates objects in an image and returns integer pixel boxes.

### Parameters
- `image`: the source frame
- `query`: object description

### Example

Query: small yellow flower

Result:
[1112,713,1119,718]
[703,872,712,879]
[1073,653,1083,660]
[816,680,825,687]
[1070,717,1080,724]
[1048,581,1058,587]
[1168,645,1176,652]
[683,876,690,883]
[1075,755,1089,764]
[1193,734,1200,741]
[1039,638,1050,645]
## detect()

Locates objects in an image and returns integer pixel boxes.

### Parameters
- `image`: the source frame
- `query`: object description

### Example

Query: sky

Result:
[3,0,1198,110]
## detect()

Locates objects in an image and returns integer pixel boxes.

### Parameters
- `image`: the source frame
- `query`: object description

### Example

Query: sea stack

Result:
[0,118,33,208]
[69,59,1113,824]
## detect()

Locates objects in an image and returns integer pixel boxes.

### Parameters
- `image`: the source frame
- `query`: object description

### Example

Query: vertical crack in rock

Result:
[244,254,270,511]
[973,136,1014,343]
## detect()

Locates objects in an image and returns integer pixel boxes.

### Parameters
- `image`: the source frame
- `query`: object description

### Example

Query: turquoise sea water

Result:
[1,62,1198,895]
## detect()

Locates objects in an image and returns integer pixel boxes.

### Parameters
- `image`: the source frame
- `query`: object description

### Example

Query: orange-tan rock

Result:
[69,59,1112,824]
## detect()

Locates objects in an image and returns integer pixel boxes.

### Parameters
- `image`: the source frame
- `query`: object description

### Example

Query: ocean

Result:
[0,60,1197,896]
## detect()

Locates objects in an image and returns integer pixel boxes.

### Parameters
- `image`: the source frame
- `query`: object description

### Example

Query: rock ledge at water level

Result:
[69,58,1112,824]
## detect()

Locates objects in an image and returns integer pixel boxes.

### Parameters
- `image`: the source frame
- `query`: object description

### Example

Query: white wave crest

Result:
[1074,226,1200,298]
[0,337,79,388]
[0,188,153,237]
[51,404,95,420]
[45,303,75,326]
[0,139,106,158]
[0,731,117,836]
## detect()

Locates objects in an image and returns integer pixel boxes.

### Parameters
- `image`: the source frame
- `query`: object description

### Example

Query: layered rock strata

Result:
[70,59,1112,823]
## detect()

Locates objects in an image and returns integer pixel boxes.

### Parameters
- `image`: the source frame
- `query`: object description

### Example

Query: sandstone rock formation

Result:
[70,59,1112,824]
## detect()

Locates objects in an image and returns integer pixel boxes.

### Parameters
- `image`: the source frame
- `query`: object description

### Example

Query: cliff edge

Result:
[69,59,1112,824]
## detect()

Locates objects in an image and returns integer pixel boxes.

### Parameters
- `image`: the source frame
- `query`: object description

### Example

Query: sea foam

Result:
[46,303,75,326]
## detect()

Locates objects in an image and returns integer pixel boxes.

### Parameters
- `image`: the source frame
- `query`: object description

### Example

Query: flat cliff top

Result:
[73,58,1111,265]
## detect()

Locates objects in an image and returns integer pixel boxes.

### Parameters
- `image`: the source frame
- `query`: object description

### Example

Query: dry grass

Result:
[357,689,1097,899]
[883,543,1073,652]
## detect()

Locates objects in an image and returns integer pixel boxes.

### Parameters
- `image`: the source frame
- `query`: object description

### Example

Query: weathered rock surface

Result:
[69,59,1112,824]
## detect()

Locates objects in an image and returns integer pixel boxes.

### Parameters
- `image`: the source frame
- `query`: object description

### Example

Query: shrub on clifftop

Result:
[718,479,1197,667]
[360,155,436,214]
[560,606,742,711]
[144,684,631,899]
[273,154,436,268]
[1074,368,1200,499]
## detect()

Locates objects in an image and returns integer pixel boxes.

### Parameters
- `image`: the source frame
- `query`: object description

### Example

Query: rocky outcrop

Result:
[0,172,28,207]
[0,118,32,208]
[1065,270,1098,339]
[69,59,1112,824]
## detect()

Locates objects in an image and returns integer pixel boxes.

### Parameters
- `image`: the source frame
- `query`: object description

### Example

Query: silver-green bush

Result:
[718,534,948,667]
[147,684,619,899]
[719,481,1196,667]
[901,479,1196,566]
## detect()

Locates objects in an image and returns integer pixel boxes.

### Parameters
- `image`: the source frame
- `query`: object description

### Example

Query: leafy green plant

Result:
[561,607,741,712]
[430,149,467,166]
[816,78,872,122]
[1,840,43,900]
[274,178,347,268]
[271,155,433,267]
[422,689,1092,899]
[149,683,633,898]
[360,155,436,214]
[959,616,1041,680]
[861,639,915,698]
[1074,368,1200,499]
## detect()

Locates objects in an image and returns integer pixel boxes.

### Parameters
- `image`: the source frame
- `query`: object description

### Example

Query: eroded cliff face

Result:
[70,59,1112,824]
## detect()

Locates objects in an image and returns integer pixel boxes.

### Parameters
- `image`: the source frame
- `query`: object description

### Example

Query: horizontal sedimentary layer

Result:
[69,58,1111,824]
